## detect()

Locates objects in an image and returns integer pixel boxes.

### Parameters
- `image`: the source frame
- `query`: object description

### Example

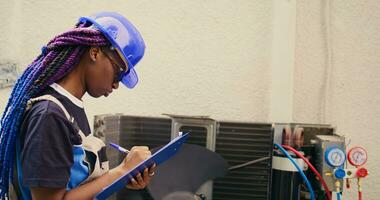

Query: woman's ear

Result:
[89,47,101,62]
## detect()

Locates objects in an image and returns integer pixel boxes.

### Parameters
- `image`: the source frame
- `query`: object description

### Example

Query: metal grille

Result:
[179,126,208,147]
[101,115,171,200]
[213,122,273,200]
[119,116,171,200]
[119,116,171,149]
[97,115,274,200]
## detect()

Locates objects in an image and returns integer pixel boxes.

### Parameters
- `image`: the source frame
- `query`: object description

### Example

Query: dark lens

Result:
[116,71,126,83]
[104,50,127,84]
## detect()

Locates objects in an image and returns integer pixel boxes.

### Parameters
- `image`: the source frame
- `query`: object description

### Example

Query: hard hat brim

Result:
[121,68,138,89]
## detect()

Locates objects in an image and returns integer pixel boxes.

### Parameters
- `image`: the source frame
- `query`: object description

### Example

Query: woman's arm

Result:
[31,146,154,200]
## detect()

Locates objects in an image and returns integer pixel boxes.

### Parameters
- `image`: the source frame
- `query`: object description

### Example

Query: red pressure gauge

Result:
[347,147,368,167]
[356,167,369,178]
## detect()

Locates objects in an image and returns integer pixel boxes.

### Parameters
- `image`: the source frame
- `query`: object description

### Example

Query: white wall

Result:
[294,1,380,199]
[0,1,379,199]
[0,0,273,124]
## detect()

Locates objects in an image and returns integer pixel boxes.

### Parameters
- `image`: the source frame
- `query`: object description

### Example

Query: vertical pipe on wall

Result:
[269,0,297,123]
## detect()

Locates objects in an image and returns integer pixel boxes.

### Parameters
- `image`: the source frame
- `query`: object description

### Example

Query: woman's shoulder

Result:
[26,99,70,121]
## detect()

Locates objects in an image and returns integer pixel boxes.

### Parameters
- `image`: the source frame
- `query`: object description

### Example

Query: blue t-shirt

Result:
[16,85,91,192]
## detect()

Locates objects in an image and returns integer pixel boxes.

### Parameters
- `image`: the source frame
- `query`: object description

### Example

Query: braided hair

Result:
[0,23,110,198]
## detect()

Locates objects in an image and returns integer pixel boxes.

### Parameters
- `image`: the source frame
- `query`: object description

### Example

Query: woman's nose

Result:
[112,82,119,89]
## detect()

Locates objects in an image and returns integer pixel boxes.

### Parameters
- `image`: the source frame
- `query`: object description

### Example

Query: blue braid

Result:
[0,59,42,198]
[0,63,36,160]
[0,63,35,125]
[0,26,109,199]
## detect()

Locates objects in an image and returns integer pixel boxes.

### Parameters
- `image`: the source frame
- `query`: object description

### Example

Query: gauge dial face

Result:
[348,147,367,166]
[325,147,346,167]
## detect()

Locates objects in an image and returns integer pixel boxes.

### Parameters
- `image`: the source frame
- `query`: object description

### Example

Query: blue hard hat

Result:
[78,12,145,89]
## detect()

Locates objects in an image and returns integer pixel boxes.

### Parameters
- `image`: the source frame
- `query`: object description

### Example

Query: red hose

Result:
[282,145,332,200]
[359,191,362,200]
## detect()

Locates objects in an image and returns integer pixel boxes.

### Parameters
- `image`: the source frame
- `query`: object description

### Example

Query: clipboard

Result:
[94,132,189,200]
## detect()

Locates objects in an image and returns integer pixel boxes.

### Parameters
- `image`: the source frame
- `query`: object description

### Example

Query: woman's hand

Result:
[126,164,156,190]
[117,146,156,190]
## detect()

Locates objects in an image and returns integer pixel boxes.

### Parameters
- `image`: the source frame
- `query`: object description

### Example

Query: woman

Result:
[0,12,155,199]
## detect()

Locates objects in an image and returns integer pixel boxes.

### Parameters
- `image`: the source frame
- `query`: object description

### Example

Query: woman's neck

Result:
[57,63,86,99]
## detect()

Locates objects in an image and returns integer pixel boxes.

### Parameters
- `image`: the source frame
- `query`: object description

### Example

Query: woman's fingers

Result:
[126,164,156,190]
[148,164,156,176]
[136,173,145,187]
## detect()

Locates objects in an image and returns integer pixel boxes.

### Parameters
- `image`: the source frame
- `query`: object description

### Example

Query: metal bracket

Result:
[163,113,217,151]
[163,113,217,200]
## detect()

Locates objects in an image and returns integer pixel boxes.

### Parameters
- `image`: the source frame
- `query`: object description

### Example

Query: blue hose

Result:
[274,143,316,200]
[337,192,341,200]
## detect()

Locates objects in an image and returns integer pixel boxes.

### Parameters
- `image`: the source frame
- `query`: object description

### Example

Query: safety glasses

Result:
[101,47,128,83]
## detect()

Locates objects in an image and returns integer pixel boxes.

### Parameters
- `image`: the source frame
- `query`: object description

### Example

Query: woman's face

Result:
[85,46,127,98]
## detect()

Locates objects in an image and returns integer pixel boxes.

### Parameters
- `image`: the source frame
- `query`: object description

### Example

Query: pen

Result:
[109,142,130,154]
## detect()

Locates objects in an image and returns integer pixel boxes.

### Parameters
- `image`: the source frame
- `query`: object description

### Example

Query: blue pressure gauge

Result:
[334,168,346,179]
[325,147,346,167]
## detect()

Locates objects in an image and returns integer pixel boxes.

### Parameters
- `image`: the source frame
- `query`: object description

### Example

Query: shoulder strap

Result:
[26,94,73,122]
[27,95,86,142]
